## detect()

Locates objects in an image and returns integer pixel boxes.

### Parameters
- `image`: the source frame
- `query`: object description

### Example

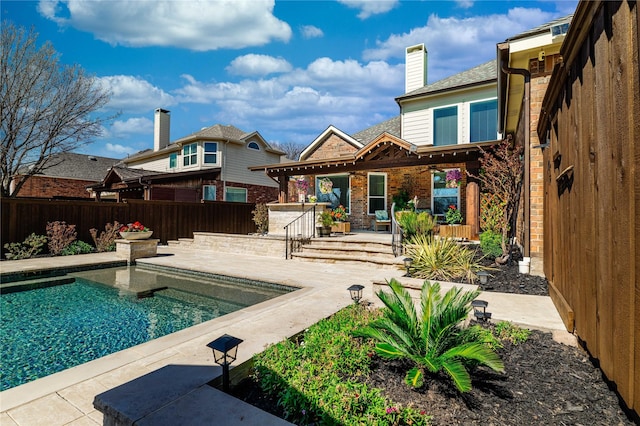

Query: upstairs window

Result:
[204,142,218,164]
[183,143,197,166]
[433,106,458,146]
[169,153,177,169]
[247,141,260,150]
[470,99,497,142]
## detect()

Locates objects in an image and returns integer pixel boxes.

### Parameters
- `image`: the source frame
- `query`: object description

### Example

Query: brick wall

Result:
[305,134,358,160]
[14,176,95,199]
[528,74,550,259]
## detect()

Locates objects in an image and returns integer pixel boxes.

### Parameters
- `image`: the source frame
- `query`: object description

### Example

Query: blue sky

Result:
[3,0,577,159]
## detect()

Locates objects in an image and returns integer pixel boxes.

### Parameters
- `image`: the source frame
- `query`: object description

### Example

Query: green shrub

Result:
[355,279,504,392]
[395,211,435,239]
[494,321,531,345]
[404,234,487,283]
[61,240,95,256]
[46,221,77,255]
[4,233,48,260]
[253,305,430,425]
[480,230,503,259]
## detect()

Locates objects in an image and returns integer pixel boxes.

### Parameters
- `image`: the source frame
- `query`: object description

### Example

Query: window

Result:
[315,174,350,212]
[368,173,387,215]
[247,141,260,150]
[225,187,247,202]
[169,153,177,169]
[470,99,497,142]
[432,170,460,217]
[183,143,197,166]
[204,142,218,164]
[203,185,216,201]
[433,106,458,146]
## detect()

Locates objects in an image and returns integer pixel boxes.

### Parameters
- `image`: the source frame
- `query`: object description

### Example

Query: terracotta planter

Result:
[119,231,153,240]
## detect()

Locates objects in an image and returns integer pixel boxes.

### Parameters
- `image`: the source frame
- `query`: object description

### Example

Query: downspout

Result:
[501,63,531,257]
[222,140,229,200]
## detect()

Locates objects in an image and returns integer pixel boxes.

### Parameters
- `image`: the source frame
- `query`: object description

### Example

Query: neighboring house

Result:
[11,152,119,199]
[497,14,572,274]
[252,44,500,234]
[89,109,285,203]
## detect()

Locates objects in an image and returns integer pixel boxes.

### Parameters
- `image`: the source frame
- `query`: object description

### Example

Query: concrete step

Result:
[292,251,404,269]
[307,238,392,251]
[302,244,393,258]
[167,238,194,248]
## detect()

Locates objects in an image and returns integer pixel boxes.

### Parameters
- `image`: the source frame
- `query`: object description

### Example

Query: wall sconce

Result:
[403,257,413,277]
[347,284,364,304]
[207,334,243,392]
[476,270,490,286]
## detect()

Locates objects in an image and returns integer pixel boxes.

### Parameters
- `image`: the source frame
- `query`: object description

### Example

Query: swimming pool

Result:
[0,265,294,391]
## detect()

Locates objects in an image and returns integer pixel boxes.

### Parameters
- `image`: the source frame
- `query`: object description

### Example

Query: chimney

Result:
[405,44,427,93]
[154,108,170,151]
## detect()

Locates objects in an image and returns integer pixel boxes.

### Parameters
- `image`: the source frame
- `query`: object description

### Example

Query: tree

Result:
[1,22,114,197]
[469,137,524,261]
[355,279,504,392]
[271,141,306,161]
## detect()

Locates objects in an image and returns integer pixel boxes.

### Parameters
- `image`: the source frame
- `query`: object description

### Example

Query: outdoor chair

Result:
[372,210,391,232]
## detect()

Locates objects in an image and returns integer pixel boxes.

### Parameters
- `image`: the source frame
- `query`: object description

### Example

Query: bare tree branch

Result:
[1,21,116,197]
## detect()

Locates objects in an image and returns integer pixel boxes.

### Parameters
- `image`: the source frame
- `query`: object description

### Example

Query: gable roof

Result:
[505,14,573,42]
[20,152,120,182]
[174,124,247,143]
[396,60,497,101]
[299,125,364,161]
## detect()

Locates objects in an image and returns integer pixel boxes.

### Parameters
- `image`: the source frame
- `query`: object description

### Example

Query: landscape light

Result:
[403,257,413,277]
[207,334,243,392]
[347,284,364,304]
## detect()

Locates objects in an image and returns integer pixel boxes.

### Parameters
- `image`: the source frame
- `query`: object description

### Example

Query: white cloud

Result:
[300,25,323,39]
[38,0,292,51]
[105,143,138,155]
[456,0,474,9]
[362,8,555,81]
[338,0,399,19]
[97,75,174,113]
[110,117,153,136]
[226,54,292,77]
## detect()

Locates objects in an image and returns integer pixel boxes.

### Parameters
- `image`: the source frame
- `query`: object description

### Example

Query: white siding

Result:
[405,44,427,93]
[402,110,431,145]
[127,156,173,172]
[223,141,280,187]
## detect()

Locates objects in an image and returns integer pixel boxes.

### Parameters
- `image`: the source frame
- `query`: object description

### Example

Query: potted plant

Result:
[330,205,350,233]
[445,205,462,225]
[446,169,462,188]
[119,221,153,239]
[295,177,309,202]
[316,210,334,237]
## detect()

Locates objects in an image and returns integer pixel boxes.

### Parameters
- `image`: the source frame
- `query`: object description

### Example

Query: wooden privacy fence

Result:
[1,198,257,252]
[538,1,639,414]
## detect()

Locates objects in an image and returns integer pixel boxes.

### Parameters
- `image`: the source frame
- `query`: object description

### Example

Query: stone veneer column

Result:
[115,239,159,263]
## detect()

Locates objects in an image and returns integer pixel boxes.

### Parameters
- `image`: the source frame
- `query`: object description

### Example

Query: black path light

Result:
[403,257,413,277]
[207,334,243,392]
[347,284,364,304]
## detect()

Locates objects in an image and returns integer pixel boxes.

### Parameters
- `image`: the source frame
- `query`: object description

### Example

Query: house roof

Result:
[396,60,496,101]
[504,14,573,42]
[299,125,363,161]
[173,124,248,143]
[20,152,120,181]
[352,116,401,145]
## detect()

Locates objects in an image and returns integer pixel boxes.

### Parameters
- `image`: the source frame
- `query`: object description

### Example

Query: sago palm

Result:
[355,279,504,392]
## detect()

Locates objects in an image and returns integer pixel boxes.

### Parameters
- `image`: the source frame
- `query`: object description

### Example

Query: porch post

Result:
[278,174,289,203]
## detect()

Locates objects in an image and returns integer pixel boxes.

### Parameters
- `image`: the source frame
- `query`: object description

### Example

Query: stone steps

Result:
[292,237,404,270]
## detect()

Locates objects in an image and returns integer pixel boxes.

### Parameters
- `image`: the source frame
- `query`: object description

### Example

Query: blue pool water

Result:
[0,266,292,391]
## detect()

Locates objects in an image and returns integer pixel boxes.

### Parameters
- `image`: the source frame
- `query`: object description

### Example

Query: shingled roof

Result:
[505,14,573,42]
[397,60,496,100]
[352,116,401,145]
[23,152,120,182]
[173,124,248,143]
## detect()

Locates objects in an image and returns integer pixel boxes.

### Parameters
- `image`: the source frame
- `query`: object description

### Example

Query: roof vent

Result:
[550,22,569,38]
[88,156,97,161]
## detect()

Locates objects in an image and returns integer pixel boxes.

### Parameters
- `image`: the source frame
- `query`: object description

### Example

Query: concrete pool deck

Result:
[0,242,572,425]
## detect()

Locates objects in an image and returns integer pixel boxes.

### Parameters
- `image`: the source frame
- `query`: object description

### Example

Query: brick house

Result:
[11,152,119,199]
[89,109,285,203]
[252,45,501,235]
[497,14,572,274]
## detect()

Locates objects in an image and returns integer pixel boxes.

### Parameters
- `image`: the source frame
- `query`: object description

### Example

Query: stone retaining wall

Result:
[192,232,285,257]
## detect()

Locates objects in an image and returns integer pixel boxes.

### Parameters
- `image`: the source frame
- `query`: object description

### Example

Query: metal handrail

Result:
[284,205,316,259]
[391,202,404,256]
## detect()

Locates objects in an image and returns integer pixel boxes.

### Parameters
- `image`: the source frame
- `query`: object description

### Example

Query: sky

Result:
[2,0,578,160]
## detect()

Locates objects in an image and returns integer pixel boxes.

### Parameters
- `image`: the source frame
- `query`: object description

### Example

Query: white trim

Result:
[367,172,387,215]
[300,125,364,160]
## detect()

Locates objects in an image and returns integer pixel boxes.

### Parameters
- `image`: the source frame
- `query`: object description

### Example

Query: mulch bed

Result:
[231,255,638,425]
